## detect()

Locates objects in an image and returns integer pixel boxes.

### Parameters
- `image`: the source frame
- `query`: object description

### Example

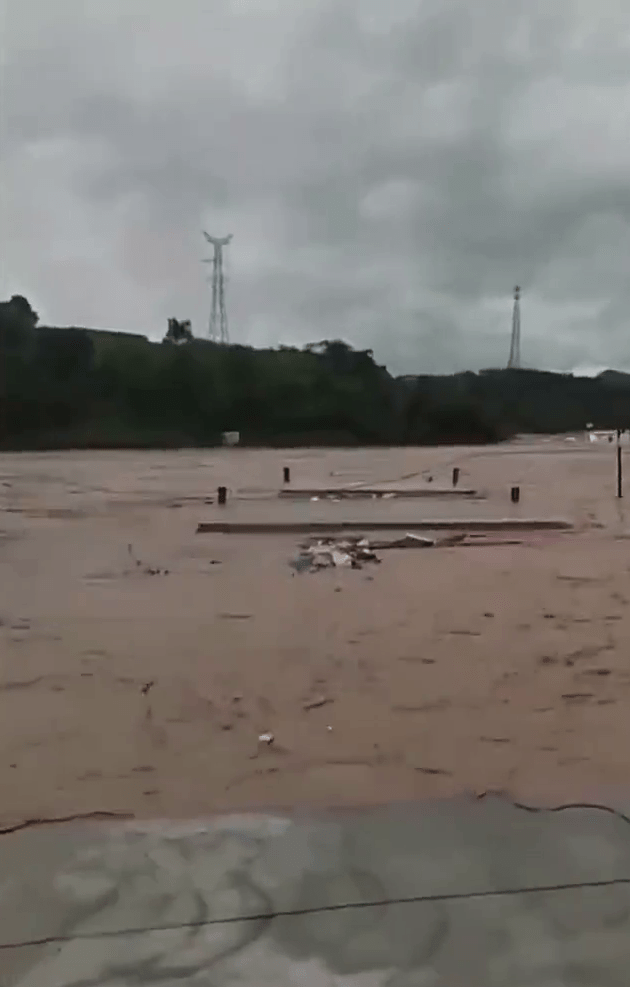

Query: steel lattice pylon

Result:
[507,285,521,369]
[202,232,232,344]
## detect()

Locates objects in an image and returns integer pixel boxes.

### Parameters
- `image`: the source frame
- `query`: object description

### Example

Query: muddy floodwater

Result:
[1,438,629,828]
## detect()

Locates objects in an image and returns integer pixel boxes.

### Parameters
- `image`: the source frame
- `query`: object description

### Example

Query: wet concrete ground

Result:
[3,795,630,985]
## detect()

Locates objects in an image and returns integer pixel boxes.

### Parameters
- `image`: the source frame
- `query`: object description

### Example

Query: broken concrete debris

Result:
[289,535,381,573]
[372,533,435,550]
[288,531,470,572]
[373,532,467,549]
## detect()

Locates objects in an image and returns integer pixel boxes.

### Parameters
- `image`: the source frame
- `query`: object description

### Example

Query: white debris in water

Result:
[289,535,381,573]
[331,549,352,567]
[288,531,468,574]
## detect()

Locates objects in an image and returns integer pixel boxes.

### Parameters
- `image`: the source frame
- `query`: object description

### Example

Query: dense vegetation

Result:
[1,294,629,449]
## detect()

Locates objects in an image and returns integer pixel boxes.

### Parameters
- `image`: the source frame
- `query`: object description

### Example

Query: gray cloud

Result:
[2,0,630,374]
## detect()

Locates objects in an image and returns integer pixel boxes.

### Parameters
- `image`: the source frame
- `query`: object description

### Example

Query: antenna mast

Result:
[202,232,233,344]
[507,285,521,369]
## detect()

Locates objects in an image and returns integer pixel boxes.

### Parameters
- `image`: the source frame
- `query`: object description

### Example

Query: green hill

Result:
[2,295,629,449]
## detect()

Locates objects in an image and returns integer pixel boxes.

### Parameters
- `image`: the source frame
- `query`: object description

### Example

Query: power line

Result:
[2,875,629,952]
[3,798,629,951]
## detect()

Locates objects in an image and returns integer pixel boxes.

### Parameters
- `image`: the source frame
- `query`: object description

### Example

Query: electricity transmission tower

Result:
[507,285,521,369]
[202,232,232,344]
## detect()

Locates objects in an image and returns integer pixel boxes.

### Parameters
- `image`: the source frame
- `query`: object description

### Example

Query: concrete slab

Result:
[194,492,575,530]
[198,517,573,534]
[278,487,479,499]
[2,796,630,985]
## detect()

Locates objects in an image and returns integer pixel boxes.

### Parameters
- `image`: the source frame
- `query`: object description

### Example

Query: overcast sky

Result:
[2,0,630,375]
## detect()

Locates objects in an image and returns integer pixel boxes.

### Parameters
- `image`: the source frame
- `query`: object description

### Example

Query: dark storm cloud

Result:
[2,0,630,374]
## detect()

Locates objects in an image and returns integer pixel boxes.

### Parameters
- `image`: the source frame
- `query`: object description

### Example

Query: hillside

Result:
[1,295,630,449]
[400,367,630,438]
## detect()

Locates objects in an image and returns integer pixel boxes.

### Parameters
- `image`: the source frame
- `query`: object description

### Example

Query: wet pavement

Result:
[2,795,630,985]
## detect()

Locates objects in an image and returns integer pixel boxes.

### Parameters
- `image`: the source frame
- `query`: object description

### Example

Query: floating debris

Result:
[289,554,317,574]
[331,549,352,567]
[258,732,274,745]
[303,695,333,711]
[289,535,381,573]
[127,543,169,576]
[371,533,435,550]
[288,531,474,573]
[371,532,467,550]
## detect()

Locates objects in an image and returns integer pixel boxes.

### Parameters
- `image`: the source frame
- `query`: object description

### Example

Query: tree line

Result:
[1,294,628,450]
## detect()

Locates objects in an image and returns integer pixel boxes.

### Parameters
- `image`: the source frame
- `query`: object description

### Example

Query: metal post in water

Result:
[283,467,290,484]
[511,486,520,504]
[617,430,623,498]
[452,467,460,488]
[218,486,227,505]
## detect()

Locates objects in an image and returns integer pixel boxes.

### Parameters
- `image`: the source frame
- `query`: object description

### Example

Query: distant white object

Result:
[588,430,627,444]
[222,431,240,446]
